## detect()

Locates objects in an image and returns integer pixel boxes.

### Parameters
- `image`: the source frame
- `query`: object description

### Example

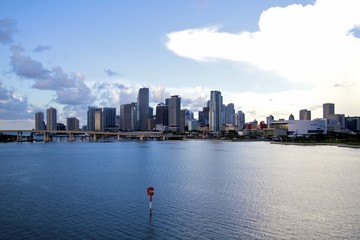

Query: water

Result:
[0,140,359,239]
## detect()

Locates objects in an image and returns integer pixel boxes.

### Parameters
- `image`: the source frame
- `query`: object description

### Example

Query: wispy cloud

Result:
[0,18,17,44]
[104,68,117,77]
[33,45,51,52]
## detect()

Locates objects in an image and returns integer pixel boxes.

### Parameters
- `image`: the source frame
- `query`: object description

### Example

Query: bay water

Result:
[0,140,359,239]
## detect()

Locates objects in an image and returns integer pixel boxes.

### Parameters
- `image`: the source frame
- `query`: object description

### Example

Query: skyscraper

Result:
[103,107,116,130]
[87,106,102,131]
[323,103,335,118]
[209,90,223,131]
[225,103,235,125]
[136,88,149,131]
[167,95,181,132]
[236,110,245,130]
[46,107,57,131]
[299,109,311,120]
[120,103,136,131]
[35,112,46,130]
[155,103,168,126]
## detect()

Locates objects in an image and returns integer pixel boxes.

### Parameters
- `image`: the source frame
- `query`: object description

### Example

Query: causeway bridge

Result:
[0,130,187,142]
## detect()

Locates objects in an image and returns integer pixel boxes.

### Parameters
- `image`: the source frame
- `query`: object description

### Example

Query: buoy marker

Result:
[147,186,154,216]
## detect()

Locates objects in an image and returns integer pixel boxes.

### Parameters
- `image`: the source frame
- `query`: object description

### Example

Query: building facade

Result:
[136,88,149,131]
[299,109,311,120]
[209,90,223,132]
[168,95,181,132]
[66,117,79,131]
[46,107,57,131]
[323,103,335,119]
[35,112,46,130]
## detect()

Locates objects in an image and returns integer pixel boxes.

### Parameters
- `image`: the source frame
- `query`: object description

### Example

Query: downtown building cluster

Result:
[34,88,360,136]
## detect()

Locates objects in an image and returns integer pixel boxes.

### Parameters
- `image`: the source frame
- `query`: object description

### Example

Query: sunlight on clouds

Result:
[166,0,360,119]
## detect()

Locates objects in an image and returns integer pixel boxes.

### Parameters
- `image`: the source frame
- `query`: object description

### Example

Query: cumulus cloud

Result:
[33,45,51,52]
[166,1,360,86]
[0,19,17,44]
[9,45,96,106]
[166,0,360,119]
[0,81,33,120]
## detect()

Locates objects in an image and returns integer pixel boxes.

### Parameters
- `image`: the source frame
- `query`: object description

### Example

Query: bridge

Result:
[0,130,187,142]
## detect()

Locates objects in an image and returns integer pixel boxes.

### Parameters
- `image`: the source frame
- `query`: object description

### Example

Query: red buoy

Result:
[147,186,154,216]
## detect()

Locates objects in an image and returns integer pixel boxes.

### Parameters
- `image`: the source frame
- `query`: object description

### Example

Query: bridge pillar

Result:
[93,133,97,142]
[17,131,22,142]
[68,133,73,142]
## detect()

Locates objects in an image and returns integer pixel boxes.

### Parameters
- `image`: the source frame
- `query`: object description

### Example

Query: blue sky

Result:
[1,0,359,129]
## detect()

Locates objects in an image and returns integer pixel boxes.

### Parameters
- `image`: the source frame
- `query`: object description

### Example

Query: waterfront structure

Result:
[188,119,198,131]
[209,90,223,132]
[103,107,117,130]
[299,109,311,120]
[269,119,327,137]
[87,106,102,131]
[46,107,57,131]
[198,107,209,127]
[66,117,79,131]
[323,103,335,119]
[120,103,136,131]
[168,95,181,132]
[35,112,46,130]
[266,115,274,127]
[136,88,149,131]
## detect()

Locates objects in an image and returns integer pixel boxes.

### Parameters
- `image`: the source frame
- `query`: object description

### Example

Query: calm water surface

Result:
[0,140,359,239]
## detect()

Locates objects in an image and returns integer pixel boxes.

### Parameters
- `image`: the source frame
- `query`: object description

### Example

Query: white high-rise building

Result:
[209,91,223,132]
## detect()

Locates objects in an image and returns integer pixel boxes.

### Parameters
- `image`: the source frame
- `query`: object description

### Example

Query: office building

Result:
[209,90,223,131]
[87,106,102,131]
[346,116,360,132]
[120,103,136,131]
[46,107,57,131]
[225,103,235,125]
[136,88,149,131]
[235,110,246,130]
[35,112,46,130]
[299,109,311,120]
[168,95,181,132]
[323,103,335,119]
[103,107,116,130]
[155,103,168,131]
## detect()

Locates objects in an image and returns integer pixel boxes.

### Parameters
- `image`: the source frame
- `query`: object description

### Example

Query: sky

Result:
[1,0,359,130]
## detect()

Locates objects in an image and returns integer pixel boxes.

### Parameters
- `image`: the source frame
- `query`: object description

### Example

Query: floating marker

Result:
[147,186,154,216]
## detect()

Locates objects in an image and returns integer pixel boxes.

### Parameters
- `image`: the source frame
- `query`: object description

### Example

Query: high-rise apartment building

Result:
[103,107,116,130]
[35,112,46,130]
[168,95,181,132]
[66,117,79,131]
[323,103,335,118]
[46,107,57,131]
[209,90,223,131]
[155,103,168,126]
[299,109,311,120]
[136,88,149,131]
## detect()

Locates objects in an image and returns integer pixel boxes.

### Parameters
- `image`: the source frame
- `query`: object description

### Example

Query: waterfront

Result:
[0,141,359,239]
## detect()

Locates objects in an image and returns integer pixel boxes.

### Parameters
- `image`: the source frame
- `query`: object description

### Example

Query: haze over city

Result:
[1,0,359,130]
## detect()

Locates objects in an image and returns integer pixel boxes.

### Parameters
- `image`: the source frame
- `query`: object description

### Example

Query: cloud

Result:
[10,44,96,106]
[0,19,17,44]
[33,45,51,52]
[104,68,117,77]
[166,0,360,119]
[0,81,33,120]
[10,45,49,79]
[166,0,360,86]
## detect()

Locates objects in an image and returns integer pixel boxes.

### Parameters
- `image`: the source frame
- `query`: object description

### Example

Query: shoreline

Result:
[270,141,360,148]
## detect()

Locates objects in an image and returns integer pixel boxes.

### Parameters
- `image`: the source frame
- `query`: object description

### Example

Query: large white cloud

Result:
[166,0,360,120]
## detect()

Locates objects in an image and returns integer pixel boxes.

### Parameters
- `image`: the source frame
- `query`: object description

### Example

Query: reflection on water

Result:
[0,141,359,239]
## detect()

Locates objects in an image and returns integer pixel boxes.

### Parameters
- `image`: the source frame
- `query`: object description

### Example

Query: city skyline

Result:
[1,0,360,130]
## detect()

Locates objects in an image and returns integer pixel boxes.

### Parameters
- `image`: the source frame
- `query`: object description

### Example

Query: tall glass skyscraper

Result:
[323,103,335,118]
[87,106,102,131]
[209,91,223,131]
[103,107,116,129]
[46,107,57,131]
[136,88,149,131]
